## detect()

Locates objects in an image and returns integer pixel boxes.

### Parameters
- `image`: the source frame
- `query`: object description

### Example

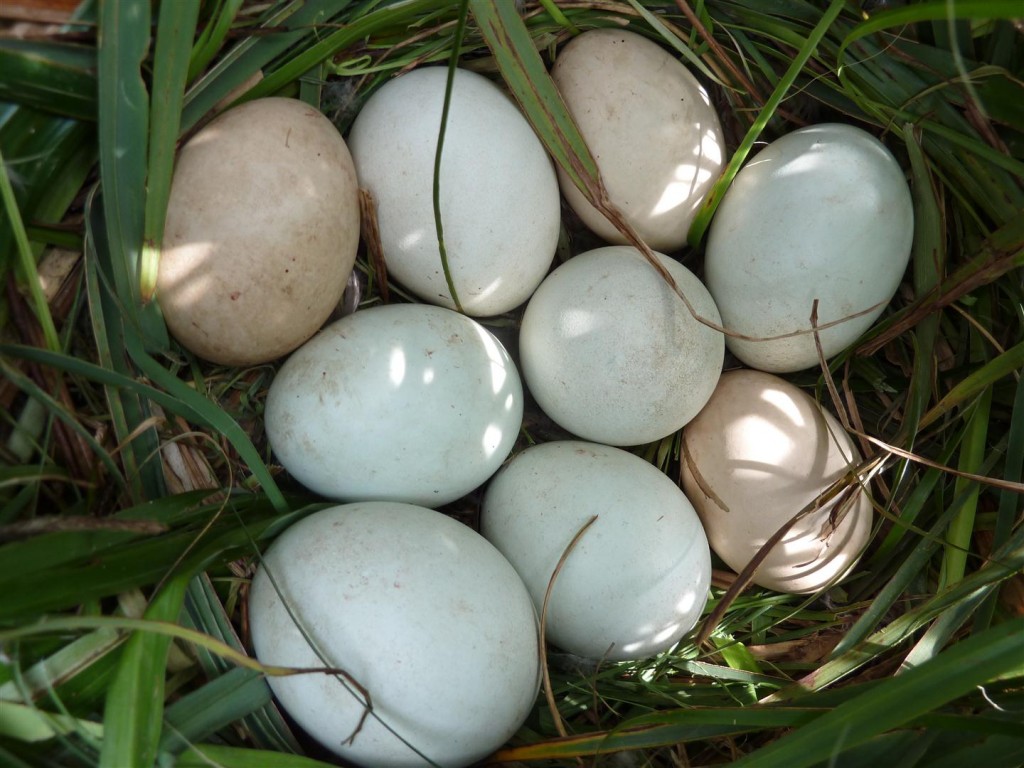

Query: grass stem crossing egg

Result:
[681,370,874,594]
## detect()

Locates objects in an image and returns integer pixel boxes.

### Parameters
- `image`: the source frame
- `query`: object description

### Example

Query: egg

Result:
[158,97,360,366]
[347,67,560,316]
[680,370,873,594]
[705,123,914,373]
[481,441,711,661]
[249,501,541,768]
[551,28,725,251]
[519,246,723,446]
[265,304,523,506]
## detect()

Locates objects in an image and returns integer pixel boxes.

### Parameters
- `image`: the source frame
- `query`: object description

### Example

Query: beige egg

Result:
[681,370,873,594]
[158,97,360,366]
[551,28,725,251]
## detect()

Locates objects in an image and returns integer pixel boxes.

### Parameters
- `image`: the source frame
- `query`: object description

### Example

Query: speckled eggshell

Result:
[347,67,560,316]
[551,28,725,251]
[519,246,723,446]
[680,369,873,594]
[158,97,359,366]
[705,123,914,373]
[249,502,541,768]
[264,304,523,507]
[481,441,711,661]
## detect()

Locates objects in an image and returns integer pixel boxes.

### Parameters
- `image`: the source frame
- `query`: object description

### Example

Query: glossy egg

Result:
[519,246,723,446]
[705,123,914,372]
[551,28,725,251]
[481,441,711,661]
[265,304,523,506]
[249,502,541,767]
[158,97,359,365]
[348,67,560,316]
[680,370,873,593]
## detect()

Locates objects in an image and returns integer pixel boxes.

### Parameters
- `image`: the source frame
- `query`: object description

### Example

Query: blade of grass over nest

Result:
[0,701,103,744]
[432,0,471,313]
[99,574,188,768]
[84,194,166,503]
[0,628,124,705]
[139,0,201,304]
[239,0,450,105]
[624,0,721,84]
[96,0,167,350]
[181,0,357,131]
[174,744,339,768]
[730,617,1024,768]
[919,339,1024,430]
[940,388,992,589]
[861,215,1024,355]
[0,40,97,121]
[158,667,272,756]
[187,0,246,83]
[686,0,847,247]
[182,574,303,753]
[0,148,61,352]
[493,707,823,762]
[470,0,600,195]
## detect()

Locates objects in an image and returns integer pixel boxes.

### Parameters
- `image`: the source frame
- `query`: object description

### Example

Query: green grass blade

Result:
[188,0,246,83]
[0,146,61,352]
[96,0,162,345]
[158,667,272,755]
[0,40,97,121]
[174,744,339,768]
[139,0,202,304]
[98,574,189,768]
[687,0,848,246]
[470,0,600,195]
[730,617,1024,768]
[940,388,992,589]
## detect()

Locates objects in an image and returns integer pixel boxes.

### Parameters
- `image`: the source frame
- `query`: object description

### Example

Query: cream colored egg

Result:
[481,441,711,661]
[519,246,723,446]
[158,97,360,366]
[249,502,541,767]
[680,370,873,594]
[348,67,560,316]
[552,28,725,251]
[705,123,914,373]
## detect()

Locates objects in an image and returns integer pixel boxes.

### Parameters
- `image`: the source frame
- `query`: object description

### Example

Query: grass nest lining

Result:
[1,1,1023,767]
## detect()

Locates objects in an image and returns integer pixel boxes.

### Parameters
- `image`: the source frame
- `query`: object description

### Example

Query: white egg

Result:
[551,28,725,251]
[265,304,523,506]
[680,370,873,594]
[705,123,914,373]
[249,502,540,768]
[519,246,723,446]
[348,67,560,316]
[481,441,711,661]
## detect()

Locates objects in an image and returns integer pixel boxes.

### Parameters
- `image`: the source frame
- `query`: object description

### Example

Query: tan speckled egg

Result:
[158,97,359,366]
[552,28,725,251]
[681,370,873,594]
